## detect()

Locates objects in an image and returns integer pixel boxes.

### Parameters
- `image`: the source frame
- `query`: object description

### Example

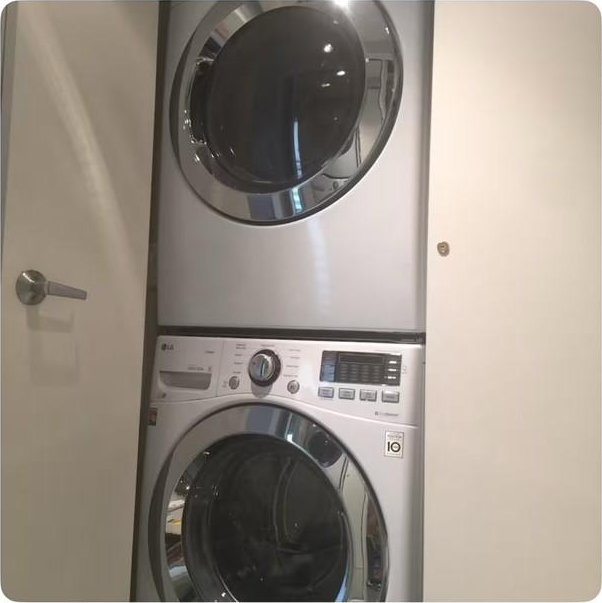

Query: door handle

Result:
[16,269,87,305]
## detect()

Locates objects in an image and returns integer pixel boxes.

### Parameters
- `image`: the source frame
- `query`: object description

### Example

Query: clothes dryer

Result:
[158,1,433,331]
[136,335,424,601]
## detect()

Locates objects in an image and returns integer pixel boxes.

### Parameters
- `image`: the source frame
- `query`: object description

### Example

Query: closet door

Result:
[425,2,600,600]
[1,3,157,599]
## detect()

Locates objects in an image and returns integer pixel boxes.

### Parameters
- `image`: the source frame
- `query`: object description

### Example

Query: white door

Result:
[1,2,157,599]
[424,2,600,600]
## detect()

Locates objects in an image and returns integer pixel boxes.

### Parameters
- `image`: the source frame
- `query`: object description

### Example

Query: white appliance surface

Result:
[157,1,433,331]
[136,336,425,602]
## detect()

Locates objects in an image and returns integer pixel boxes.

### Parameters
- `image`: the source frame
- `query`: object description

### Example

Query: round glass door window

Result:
[184,437,347,601]
[157,405,387,601]
[171,1,402,223]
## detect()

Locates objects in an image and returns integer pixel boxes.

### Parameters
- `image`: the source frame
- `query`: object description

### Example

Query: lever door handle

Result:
[16,269,87,305]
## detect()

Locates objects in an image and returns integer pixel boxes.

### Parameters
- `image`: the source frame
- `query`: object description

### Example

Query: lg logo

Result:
[161,343,174,351]
[385,432,404,458]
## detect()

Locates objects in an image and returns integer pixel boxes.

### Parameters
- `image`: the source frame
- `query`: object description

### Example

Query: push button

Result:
[338,388,356,400]
[318,387,334,398]
[382,390,400,404]
[359,389,377,402]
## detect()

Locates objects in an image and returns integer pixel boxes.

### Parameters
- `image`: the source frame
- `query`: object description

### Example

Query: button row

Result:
[318,387,399,404]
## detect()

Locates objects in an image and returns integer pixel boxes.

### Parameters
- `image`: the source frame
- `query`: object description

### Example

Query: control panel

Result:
[152,336,424,426]
[320,351,401,386]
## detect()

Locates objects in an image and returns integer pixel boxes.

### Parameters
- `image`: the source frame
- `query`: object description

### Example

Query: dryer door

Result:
[171,0,402,223]
[150,404,388,602]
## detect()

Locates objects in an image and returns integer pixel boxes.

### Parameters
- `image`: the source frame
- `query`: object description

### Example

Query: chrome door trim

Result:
[151,403,388,601]
[170,0,402,224]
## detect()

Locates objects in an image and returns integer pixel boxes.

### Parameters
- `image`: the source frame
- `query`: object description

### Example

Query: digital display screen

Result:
[320,351,401,386]
[338,353,384,365]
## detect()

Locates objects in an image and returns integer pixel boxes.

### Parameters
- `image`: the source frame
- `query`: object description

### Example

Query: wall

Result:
[424,2,601,600]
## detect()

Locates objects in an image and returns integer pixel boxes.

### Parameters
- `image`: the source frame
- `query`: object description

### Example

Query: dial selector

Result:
[248,349,281,386]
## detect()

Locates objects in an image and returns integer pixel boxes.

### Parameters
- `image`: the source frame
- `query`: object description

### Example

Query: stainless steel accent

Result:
[228,375,240,389]
[286,379,300,394]
[437,241,450,256]
[360,389,377,402]
[382,391,400,404]
[15,269,87,305]
[248,349,281,386]
[158,404,388,601]
[318,386,335,398]
[171,0,402,224]
[338,388,356,400]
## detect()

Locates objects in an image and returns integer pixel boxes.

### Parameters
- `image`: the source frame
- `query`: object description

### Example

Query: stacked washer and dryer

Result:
[136,1,433,601]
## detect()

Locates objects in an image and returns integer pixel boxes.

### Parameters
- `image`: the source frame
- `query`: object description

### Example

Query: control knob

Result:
[248,349,281,386]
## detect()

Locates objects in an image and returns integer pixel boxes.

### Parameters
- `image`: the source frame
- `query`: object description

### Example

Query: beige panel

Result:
[1,2,157,600]
[424,2,601,601]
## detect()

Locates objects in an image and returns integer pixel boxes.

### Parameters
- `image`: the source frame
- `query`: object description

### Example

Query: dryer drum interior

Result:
[155,404,388,602]
[171,0,403,223]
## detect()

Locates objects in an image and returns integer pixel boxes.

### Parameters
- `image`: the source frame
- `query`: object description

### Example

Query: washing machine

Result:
[157,0,433,332]
[135,335,424,601]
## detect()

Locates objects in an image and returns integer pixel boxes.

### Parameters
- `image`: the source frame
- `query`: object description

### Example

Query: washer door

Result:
[171,0,402,223]
[152,404,388,601]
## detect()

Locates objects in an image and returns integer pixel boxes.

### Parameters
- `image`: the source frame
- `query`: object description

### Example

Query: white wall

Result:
[424,2,600,600]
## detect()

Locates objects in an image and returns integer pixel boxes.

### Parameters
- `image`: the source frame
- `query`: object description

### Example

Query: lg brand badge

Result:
[385,431,404,458]
[161,343,174,351]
